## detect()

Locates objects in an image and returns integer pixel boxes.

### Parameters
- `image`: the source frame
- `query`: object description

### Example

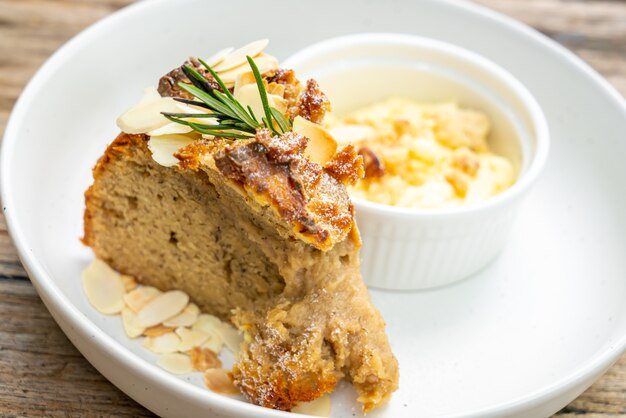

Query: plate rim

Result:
[1,0,625,417]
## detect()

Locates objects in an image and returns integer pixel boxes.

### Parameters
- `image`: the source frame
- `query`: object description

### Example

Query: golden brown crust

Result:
[213,129,354,251]
[267,69,303,120]
[296,79,330,124]
[324,144,365,186]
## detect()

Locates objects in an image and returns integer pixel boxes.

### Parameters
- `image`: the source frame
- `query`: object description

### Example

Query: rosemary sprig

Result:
[162,56,291,140]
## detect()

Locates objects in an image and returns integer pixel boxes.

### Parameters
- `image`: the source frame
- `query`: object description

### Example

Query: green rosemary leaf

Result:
[212,90,260,129]
[188,122,253,139]
[197,58,236,102]
[197,57,263,129]
[163,114,254,134]
[182,65,214,94]
[271,107,291,134]
[165,56,292,140]
[161,112,217,119]
[177,83,237,119]
[247,105,260,124]
[201,124,246,131]
[246,55,277,135]
[173,98,211,109]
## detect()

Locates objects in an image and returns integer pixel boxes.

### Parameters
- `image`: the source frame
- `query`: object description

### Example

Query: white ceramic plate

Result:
[2,1,625,417]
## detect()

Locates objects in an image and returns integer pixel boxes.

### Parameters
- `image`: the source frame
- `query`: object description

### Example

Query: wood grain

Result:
[0,0,624,416]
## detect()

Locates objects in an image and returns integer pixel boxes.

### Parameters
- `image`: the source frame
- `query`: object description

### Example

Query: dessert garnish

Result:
[162,56,291,139]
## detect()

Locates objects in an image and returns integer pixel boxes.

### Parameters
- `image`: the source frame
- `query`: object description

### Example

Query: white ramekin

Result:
[284,33,549,290]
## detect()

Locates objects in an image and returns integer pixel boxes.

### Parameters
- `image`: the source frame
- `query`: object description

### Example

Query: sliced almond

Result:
[135,290,190,328]
[121,307,145,338]
[254,53,280,70]
[270,95,288,114]
[217,324,243,355]
[143,332,181,354]
[148,103,212,139]
[116,97,182,134]
[192,314,224,335]
[292,395,331,417]
[212,39,269,72]
[200,334,224,354]
[204,47,234,67]
[267,82,285,97]
[173,99,211,115]
[143,324,175,337]
[163,303,200,328]
[157,353,193,375]
[176,327,209,352]
[193,314,226,352]
[235,83,287,124]
[218,54,279,86]
[82,259,126,315]
[121,275,138,292]
[147,134,196,167]
[147,122,194,137]
[293,116,338,165]
[124,286,162,313]
[203,368,239,395]
[188,347,222,372]
[233,71,257,96]
[218,64,256,87]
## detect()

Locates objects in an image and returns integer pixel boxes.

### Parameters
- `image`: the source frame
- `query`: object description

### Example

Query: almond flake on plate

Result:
[203,368,239,395]
[121,307,145,338]
[81,259,126,315]
[192,313,223,334]
[135,290,189,328]
[192,314,232,353]
[123,286,162,313]
[188,347,222,372]
[176,327,209,352]
[216,324,243,355]
[200,334,224,354]
[143,331,181,354]
[292,395,331,417]
[293,116,338,165]
[212,39,269,72]
[163,303,199,327]
[143,324,175,337]
[157,353,193,375]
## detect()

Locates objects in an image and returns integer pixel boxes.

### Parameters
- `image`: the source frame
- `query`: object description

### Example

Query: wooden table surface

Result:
[0,0,625,416]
